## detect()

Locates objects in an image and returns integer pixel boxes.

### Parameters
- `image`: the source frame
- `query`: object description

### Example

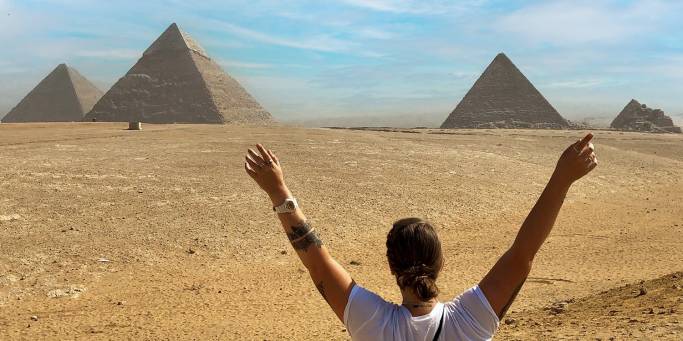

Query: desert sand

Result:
[0,123,681,340]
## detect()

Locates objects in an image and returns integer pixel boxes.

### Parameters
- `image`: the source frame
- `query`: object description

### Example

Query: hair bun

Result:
[397,264,439,301]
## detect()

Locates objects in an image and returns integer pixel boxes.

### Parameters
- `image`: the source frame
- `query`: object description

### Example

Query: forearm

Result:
[269,187,353,321]
[268,188,328,271]
[510,172,571,261]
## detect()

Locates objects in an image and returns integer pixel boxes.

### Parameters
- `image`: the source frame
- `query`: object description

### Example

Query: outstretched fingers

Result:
[248,148,264,164]
[256,144,273,164]
[267,149,280,166]
[244,162,257,177]
[246,154,262,170]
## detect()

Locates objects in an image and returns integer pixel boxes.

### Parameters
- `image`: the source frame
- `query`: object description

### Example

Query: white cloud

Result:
[203,19,352,53]
[274,10,399,42]
[74,49,141,60]
[496,0,676,45]
[449,71,478,80]
[544,79,608,88]
[338,0,476,14]
[218,59,273,69]
[0,60,29,75]
[647,56,683,79]
[355,27,395,40]
[197,18,385,58]
[340,0,416,13]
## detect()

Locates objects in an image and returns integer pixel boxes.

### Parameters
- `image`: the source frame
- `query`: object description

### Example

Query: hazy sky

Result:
[1,0,682,123]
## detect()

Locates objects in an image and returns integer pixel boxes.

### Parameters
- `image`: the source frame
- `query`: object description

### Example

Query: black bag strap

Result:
[432,308,445,341]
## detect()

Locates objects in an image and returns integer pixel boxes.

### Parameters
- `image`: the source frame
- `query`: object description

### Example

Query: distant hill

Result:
[671,113,683,126]
[285,112,446,128]
[571,116,613,128]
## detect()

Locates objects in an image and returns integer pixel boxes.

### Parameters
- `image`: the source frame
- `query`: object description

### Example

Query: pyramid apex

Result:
[490,53,514,67]
[50,64,72,77]
[626,99,643,108]
[165,22,181,32]
[143,23,207,57]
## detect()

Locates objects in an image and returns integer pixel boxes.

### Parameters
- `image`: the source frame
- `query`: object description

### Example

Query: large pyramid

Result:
[2,64,102,123]
[440,53,569,129]
[611,99,681,133]
[84,23,272,124]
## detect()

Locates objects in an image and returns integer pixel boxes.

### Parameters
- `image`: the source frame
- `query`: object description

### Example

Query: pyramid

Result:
[440,53,569,129]
[2,64,103,123]
[84,23,272,124]
[611,99,681,133]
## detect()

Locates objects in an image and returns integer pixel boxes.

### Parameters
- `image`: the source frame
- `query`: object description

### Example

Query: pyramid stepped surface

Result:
[441,53,569,129]
[84,23,272,124]
[2,64,102,123]
[611,99,681,133]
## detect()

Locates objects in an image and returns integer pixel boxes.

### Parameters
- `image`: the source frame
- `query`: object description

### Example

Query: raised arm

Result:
[479,133,597,318]
[244,144,354,322]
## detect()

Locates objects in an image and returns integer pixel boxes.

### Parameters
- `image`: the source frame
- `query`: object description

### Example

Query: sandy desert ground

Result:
[0,123,681,340]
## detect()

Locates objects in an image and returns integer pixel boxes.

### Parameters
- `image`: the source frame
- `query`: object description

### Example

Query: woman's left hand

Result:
[552,133,597,185]
[244,144,290,204]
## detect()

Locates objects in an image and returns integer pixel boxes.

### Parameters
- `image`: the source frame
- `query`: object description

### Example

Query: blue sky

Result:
[1,0,682,124]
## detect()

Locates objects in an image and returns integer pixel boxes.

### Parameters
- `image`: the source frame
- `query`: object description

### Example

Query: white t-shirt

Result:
[344,285,499,341]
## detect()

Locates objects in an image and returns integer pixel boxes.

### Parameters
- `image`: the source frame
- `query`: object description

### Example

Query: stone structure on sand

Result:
[2,64,102,123]
[610,99,681,133]
[440,53,569,129]
[84,23,272,124]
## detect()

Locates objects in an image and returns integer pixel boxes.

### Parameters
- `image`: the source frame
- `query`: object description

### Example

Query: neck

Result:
[400,288,438,316]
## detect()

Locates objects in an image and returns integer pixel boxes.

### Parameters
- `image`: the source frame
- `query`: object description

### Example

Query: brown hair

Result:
[386,218,443,301]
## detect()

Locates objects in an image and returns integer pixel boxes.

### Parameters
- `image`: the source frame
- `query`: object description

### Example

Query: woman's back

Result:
[344,285,498,341]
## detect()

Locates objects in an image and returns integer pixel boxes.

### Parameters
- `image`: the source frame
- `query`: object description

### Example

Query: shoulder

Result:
[344,284,402,338]
[443,285,499,338]
[344,285,398,323]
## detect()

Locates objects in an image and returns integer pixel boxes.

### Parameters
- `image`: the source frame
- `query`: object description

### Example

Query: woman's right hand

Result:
[244,144,291,205]
[552,133,597,185]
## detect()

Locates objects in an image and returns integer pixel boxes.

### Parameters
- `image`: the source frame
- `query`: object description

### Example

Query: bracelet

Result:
[289,228,316,244]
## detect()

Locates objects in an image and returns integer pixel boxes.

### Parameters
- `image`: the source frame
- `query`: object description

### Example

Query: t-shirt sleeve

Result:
[343,284,392,338]
[447,285,500,339]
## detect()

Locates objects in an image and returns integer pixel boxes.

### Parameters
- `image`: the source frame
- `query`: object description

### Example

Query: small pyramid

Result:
[441,53,569,129]
[611,99,681,133]
[84,23,272,124]
[2,64,103,123]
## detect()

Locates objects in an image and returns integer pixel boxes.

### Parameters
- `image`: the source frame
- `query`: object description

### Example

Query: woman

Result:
[244,133,597,340]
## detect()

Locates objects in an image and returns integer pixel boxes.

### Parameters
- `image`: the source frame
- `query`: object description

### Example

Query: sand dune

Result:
[499,272,682,340]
